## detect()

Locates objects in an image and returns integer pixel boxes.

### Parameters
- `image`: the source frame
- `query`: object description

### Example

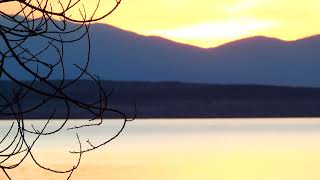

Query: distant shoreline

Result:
[1,80,320,119]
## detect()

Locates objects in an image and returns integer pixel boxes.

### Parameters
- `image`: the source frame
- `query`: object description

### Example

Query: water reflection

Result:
[1,118,320,180]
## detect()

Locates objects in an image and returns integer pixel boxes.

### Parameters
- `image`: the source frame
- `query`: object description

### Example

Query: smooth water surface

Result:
[1,118,320,180]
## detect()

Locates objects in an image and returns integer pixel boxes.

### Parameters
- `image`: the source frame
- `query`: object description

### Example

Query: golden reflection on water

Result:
[1,118,320,180]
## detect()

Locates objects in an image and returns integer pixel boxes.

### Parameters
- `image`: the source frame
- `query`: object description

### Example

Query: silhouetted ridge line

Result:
[1,80,320,119]
[2,17,320,87]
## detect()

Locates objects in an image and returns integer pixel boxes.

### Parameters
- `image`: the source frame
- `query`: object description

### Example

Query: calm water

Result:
[1,118,320,180]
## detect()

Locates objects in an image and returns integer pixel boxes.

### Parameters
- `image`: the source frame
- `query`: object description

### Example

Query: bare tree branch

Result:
[0,0,135,179]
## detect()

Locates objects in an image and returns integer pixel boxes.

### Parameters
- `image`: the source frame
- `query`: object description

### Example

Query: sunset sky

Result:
[106,0,320,48]
[3,0,320,48]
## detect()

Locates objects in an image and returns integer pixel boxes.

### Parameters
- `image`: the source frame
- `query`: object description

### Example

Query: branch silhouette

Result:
[0,0,135,179]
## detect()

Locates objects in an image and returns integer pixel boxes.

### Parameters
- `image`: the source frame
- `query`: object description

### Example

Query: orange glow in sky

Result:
[2,0,320,48]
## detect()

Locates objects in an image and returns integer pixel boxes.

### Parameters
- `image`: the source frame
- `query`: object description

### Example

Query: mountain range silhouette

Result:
[2,20,320,87]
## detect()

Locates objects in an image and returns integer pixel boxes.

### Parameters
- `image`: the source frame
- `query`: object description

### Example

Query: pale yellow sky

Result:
[2,0,320,48]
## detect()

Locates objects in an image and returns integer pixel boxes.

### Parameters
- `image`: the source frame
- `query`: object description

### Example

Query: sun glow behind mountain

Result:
[107,0,320,48]
[2,0,320,47]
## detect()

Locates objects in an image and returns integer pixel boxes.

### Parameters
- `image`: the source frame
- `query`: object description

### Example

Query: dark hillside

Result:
[1,81,320,119]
